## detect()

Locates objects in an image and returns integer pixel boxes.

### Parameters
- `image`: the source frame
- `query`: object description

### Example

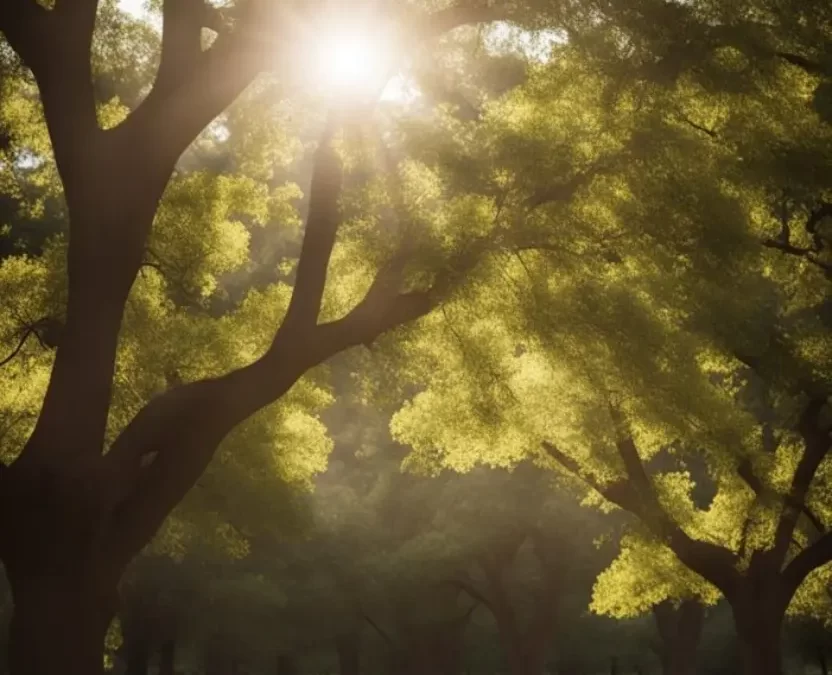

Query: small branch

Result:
[363,614,397,651]
[806,203,832,253]
[526,164,611,211]
[0,329,35,368]
[457,600,480,623]
[442,577,494,612]
[775,52,831,77]
[679,116,718,138]
[762,238,832,277]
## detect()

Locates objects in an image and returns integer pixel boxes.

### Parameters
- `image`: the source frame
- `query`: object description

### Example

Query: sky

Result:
[119,0,145,17]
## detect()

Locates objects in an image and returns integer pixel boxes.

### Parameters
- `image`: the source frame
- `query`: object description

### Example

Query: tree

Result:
[591,535,711,675]
[0,1,544,673]
[435,465,603,675]
[387,5,832,675]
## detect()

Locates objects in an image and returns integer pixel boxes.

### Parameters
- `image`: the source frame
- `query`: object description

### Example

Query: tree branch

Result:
[762,238,832,276]
[543,436,740,595]
[363,613,398,651]
[153,0,211,97]
[125,13,264,168]
[775,52,831,77]
[0,1,50,70]
[1,0,100,186]
[526,164,612,210]
[738,457,826,538]
[443,576,494,613]
[280,115,342,333]
[0,328,36,368]
[679,115,718,139]
[784,530,832,596]
[771,397,832,567]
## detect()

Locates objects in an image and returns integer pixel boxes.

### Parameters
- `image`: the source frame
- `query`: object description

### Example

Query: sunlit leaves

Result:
[591,536,720,619]
[149,172,270,299]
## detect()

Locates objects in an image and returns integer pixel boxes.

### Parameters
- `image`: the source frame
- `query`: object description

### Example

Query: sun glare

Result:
[313,21,394,98]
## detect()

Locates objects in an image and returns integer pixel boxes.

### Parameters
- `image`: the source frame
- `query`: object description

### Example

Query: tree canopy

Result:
[0,0,830,674]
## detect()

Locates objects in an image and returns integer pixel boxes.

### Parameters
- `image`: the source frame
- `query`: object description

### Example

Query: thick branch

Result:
[784,531,832,596]
[738,457,826,538]
[125,22,263,168]
[2,1,99,186]
[771,398,832,566]
[0,1,50,70]
[280,118,342,332]
[543,439,740,594]
[775,52,831,77]
[153,0,210,97]
[105,244,443,563]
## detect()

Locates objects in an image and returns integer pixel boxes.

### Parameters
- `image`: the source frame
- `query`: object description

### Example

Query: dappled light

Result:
[1,0,832,674]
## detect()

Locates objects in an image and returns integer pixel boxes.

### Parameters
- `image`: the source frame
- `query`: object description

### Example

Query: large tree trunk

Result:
[730,589,785,675]
[6,574,117,675]
[653,599,704,675]
[336,634,360,675]
[506,641,548,675]
[159,639,175,675]
[276,653,297,675]
[405,624,466,675]
[819,648,829,675]
[125,637,150,675]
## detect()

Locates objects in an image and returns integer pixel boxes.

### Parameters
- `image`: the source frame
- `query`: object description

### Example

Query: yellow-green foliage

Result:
[103,618,123,671]
[591,536,721,619]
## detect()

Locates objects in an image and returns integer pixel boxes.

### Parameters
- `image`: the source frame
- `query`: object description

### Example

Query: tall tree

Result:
[0,1,538,673]
[388,8,832,675]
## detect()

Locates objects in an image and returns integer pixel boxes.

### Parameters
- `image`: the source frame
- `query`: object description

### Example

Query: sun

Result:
[313,19,395,98]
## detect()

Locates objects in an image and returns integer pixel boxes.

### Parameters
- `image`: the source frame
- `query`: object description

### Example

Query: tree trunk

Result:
[506,643,548,675]
[126,637,150,675]
[276,653,297,675]
[6,575,117,675]
[159,639,175,675]
[819,647,829,675]
[653,599,704,675]
[730,592,785,675]
[336,634,360,675]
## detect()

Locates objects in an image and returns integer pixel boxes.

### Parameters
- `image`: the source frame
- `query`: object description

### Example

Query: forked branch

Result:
[543,432,740,594]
